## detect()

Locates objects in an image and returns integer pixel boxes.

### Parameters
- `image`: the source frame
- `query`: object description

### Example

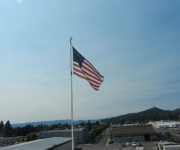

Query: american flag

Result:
[73,47,104,90]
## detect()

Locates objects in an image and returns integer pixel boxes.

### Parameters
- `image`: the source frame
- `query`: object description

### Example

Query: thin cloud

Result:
[17,0,22,4]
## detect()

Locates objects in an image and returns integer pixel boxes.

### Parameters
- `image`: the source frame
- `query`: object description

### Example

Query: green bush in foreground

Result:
[26,132,38,142]
[109,140,114,144]
[164,132,175,142]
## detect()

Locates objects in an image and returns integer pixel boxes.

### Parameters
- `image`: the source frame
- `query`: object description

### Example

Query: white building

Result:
[158,142,180,150]
[148,121,180,129]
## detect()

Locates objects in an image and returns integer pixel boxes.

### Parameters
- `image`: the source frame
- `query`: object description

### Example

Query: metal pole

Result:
[78,127,79,144]
[69,37,74,150]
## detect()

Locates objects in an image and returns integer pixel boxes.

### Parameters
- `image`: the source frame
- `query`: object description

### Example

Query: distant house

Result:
[112,125,157,143]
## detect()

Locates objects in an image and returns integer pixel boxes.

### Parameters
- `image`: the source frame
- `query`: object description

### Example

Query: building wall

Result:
[39,128,89,144]
[52,140,73,150]
[113,133,158,143]
[150,134,158,141]
[0,137,25,146]
[113,134,145,143]
[81,128,89,143]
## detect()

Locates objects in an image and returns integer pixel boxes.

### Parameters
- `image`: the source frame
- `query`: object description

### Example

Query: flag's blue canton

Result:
[73,47,85,67]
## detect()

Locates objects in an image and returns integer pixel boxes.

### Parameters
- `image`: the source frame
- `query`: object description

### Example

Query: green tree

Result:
[87,120,92,131]
[4,120,13,137]
[173,114,178,121]
[26,132,37,142]
[89,131,96,140]
[169,113,173,120]
[109,130,113,141]
[81,122,84,126]
[13,126,22,136]
[96,121,100,125]
[88,126,104,141]
[30,132,37,141]
[0,121,4,136]
[26,134,31,142]
[109,130,114,144]
[107,122,110,127]
[120,119,124,124]
[164,132,175,142]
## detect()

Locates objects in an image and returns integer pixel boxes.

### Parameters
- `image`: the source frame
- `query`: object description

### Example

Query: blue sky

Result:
[0,0,180,123]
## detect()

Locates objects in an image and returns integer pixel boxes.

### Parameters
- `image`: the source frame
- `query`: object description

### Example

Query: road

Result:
[79,130,120,150]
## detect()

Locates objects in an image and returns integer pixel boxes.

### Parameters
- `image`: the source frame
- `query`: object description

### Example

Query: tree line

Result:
[0,120,13,137]
[0,120,72,137]
[89,125,105,140]
[0,119,100,138]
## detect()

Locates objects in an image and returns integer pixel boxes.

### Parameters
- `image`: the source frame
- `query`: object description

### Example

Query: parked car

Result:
[160,140,163,143]
[136,147,144,150]
[132,142,136,147]
[126,141,131,146]
[137,142,142,146]
[177,132,180,134]
[155,141,158,145]
[121,143,126,147]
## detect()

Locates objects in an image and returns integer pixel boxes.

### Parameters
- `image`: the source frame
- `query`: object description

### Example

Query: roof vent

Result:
[53,143,58,147]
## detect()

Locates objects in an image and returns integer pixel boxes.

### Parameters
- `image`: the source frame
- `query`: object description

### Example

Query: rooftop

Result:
[39,128,85,133]
[0,137,72,150]
[159,142,178,146]
[112,125,156,135]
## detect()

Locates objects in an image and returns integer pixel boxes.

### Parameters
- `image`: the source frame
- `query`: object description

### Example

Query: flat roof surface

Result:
[112,125,156,135]
[40,128,85,133]
[159,142,178,145]
[0,137,72,150]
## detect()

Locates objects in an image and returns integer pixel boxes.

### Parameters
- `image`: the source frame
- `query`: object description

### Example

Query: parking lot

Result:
[80,141,158,150]
[120,142,158,150]
[79,130,158,150]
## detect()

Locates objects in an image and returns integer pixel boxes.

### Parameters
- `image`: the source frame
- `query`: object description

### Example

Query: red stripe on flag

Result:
[73,51,104,90]
[82,63,103,82]
[84,60,104,79]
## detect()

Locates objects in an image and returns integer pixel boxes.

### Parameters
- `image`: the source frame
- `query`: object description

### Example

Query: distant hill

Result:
[11,107,180,128]
[101,107,180,123]
[12,119,100,128]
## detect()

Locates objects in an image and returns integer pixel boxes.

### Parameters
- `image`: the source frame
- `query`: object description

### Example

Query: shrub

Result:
[30,132,37,141]
[26,132,37,142]
[164,132,175,142]
[26,134,30,142]
[109,140,114,144]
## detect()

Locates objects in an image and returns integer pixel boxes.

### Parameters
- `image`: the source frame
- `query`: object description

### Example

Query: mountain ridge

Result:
[11,107,180,127]
[101,107,180,123]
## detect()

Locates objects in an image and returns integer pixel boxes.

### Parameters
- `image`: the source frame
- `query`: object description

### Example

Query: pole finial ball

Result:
[69,37,73,41]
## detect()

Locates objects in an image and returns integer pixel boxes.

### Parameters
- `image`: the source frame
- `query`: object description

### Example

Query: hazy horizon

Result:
[4,107,180,124]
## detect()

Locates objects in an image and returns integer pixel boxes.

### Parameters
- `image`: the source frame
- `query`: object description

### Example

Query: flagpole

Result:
[69,37,74,150]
